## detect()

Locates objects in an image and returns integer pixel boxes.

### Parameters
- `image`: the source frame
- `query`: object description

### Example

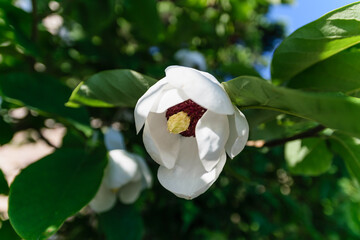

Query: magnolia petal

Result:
[158,137,227,199]
[143,112,180,169]
[132,154,153,188]
[165,66,234,115]
[104,150,139,189]
[104,127,125,150]
[195,110,229,172]
[118,180,143,204]
[89,181,116,213]
[132,168,142,182]
[225,106,249,158]
[134,78,167,133]
[151,88,187,113]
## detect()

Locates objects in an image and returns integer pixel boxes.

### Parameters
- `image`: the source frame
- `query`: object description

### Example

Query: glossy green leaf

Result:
[67,69,157,108]
[0,169,8,195]
[223,76,360,137]
[271,2,360,83]
[285,138,332,176]
[0,73,91,136]
[8,147,107,240]
[0,220,21,240]
[330,133,360,184]
[287,46,360,93]
[98,203,144,240]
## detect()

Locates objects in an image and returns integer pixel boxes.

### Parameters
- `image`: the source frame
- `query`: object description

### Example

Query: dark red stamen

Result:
[166,99,207,137]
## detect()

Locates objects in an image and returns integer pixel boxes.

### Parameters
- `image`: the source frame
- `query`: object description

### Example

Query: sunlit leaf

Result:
[287,46,360,93]
[67,69,157,108]
[271,2,360,83]
[223,76,360,137]
[285,138,332,176]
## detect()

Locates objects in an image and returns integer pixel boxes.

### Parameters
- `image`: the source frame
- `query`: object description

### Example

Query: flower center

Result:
[166,99,207,137]
[167,111,191,134]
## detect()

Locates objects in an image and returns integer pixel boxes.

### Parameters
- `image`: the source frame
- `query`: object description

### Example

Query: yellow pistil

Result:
[167,111,191,134]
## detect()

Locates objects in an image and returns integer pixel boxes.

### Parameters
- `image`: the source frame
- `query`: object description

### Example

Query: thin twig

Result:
[36,129,58,149]
[262,125,326,148]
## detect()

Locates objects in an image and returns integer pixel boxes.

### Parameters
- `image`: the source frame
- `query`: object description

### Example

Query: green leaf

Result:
[271,2,360,83]
[0,169,8,195]
[287,46,360,93]
[98,203,144,240]
[8,147,107,240]
[67,69,157,108]
[0,220,21,240]
[223,76,360,136]
[0,73,91,136]
[329,133,360,183]
[285,138,332,176]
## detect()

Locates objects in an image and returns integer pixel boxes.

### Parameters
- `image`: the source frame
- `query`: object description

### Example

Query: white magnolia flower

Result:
[134,66,249,199]
[89,128,152,213]
[174,49,207,71]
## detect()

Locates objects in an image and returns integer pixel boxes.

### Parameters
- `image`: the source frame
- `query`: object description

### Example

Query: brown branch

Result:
[262,125,326,148]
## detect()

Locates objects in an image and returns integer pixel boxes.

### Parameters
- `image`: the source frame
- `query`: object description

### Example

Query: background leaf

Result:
[98,203,144,240]
[8,147,107,240]
[0,73,91,135]
[123,0,164,43]
[330,133,360,183]
[223,76,360,137]
[271,1,360,83]
[0,220,21,240]
[285,138,333,176]
[68,69,157,108]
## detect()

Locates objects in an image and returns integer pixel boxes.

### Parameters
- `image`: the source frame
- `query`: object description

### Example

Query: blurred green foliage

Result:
[2,0,360,239]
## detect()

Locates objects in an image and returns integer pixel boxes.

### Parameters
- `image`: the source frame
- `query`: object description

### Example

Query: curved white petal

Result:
[158,137,227,199]
[134,78,167,133]
[118,180,143,204]
[225,106,249,158]
[104,127,125,150]
[132,154,153,188]
[151,88,187,113]
[195,110,229,172]
[89,181,116,213]
[165,66,233,115]
[132,168,142,182]
[143,112,180,169]
[104,150,139,189]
